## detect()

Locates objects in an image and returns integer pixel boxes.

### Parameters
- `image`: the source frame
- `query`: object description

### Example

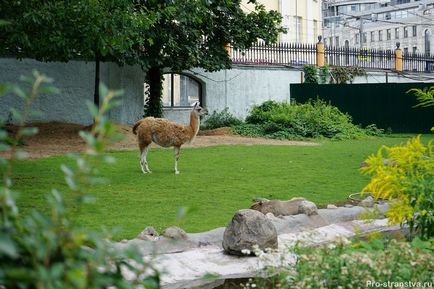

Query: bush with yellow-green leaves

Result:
[361,135,433,239]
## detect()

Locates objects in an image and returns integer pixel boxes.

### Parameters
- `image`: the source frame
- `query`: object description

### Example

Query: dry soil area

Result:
[2,123,317,159]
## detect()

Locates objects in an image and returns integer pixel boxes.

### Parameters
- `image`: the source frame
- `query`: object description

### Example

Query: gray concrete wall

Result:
[165,66,431,124]
[1,58,430,126]
[0,58,144,125]
[164,65,303,124]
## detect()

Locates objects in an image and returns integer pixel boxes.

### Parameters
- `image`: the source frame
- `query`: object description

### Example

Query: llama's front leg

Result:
[140,146,152,174]
[174,146,180,174]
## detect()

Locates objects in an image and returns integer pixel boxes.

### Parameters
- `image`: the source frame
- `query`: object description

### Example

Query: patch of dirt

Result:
[1,122,318,159]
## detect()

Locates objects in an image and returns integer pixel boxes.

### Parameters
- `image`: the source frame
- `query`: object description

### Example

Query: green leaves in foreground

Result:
[0,73,160,288]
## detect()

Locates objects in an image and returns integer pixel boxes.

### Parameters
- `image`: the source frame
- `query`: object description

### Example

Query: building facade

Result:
[242,0,323,43]
[323,0,434,55]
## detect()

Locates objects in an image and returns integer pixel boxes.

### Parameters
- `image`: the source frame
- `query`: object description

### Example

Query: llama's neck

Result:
[188,111,200,142]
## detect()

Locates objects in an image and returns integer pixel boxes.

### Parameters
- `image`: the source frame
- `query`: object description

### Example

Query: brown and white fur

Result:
[132,102,208,174]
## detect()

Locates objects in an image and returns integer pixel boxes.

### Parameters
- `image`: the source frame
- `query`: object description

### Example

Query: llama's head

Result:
[192,101,209,116]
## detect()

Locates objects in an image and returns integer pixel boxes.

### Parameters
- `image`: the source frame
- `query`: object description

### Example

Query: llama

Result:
[132,102,208,174]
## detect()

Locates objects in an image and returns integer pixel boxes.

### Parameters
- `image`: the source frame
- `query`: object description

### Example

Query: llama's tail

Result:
[132,119,144,135]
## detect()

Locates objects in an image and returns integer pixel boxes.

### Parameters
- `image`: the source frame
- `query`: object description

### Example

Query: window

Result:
[362,33,367,43]
[387,29,391,40]
[395,28,400,39]
[404,27,408,38]
[162,73,202,107]
[335,36,340,47]
[371,31,375,42]
[404,47,409,55]
[412,26,417,37]
[355,33,359,44]
[295,16,302,42]
[413,47,417,54]
[378,30,383,41]
[313,20,318,40]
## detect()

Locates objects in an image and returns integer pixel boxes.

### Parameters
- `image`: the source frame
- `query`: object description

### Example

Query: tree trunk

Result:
[94,54,100,109]
[144,66,163,117]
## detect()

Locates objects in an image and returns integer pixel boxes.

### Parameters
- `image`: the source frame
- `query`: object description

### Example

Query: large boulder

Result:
[222,209,278,256]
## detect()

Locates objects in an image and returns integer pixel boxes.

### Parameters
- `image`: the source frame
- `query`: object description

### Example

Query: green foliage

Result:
[407,86,434,108]
[236,100,383,140]
[330,66,366,84]
[201,108,242,130]
[0,72,160,288]
[303,65,318,84]
[361,136,434,239]
[318,65,330,84]
[140,0,285,118]
[0,0,155,67]
[277,237,434,289]
[407,86,434,132]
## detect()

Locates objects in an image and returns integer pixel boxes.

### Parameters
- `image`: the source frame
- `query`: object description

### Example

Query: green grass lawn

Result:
[10,134,433,240]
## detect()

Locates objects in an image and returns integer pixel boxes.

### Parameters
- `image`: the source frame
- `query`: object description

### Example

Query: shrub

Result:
[303,65,318,84]
[0,72,160,288]
[238,100,382,140]
[361,135,434,239]
[249,237,434,289]
[201,107,242,129]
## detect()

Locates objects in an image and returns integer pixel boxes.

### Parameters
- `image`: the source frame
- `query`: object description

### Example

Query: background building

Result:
[323,0,434,54]
[242,0,323,43]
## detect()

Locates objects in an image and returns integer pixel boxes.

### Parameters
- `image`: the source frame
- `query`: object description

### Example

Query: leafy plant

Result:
[0,72,160,288]
[201,107,242,130]
[303,65,318,84]
[361,136,434,239]
[329,66,366,84]
[318,65,330,84]
[236,100,383,140]
[250,237,433,289]
[407,86,434,132]
[407,86,434,108]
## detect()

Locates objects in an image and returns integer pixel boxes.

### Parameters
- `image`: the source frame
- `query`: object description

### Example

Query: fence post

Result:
[316,36,325,67]
[395,42,403,72]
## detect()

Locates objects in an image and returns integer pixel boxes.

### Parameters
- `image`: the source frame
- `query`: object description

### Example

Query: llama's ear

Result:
[193,101,200,108]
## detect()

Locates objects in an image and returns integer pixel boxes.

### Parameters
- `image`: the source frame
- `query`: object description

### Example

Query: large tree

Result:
[140,0,286,117]
[0,0,156,107]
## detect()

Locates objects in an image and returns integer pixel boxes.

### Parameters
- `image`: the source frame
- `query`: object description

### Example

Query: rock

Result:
[253,197,270,203]
[162,226,188,240]
[344,204,354,208]
[265,212,279,220]
[360,196,375,208]
[327,204,338,209]
[222,209,278,256]
[250,197,305,216]
[299,200,318,216]
[137,226,159,241]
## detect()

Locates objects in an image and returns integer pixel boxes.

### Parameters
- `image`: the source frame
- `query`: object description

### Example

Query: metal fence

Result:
[230,42,316,66]
[229,42,434,72]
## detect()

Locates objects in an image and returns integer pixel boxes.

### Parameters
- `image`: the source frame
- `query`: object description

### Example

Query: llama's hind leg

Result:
[140,146,152,174]
[174,146,180,175]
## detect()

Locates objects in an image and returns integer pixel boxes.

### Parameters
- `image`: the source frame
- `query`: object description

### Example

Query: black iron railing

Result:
[231,42,316,66]
[229,42,434,72]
